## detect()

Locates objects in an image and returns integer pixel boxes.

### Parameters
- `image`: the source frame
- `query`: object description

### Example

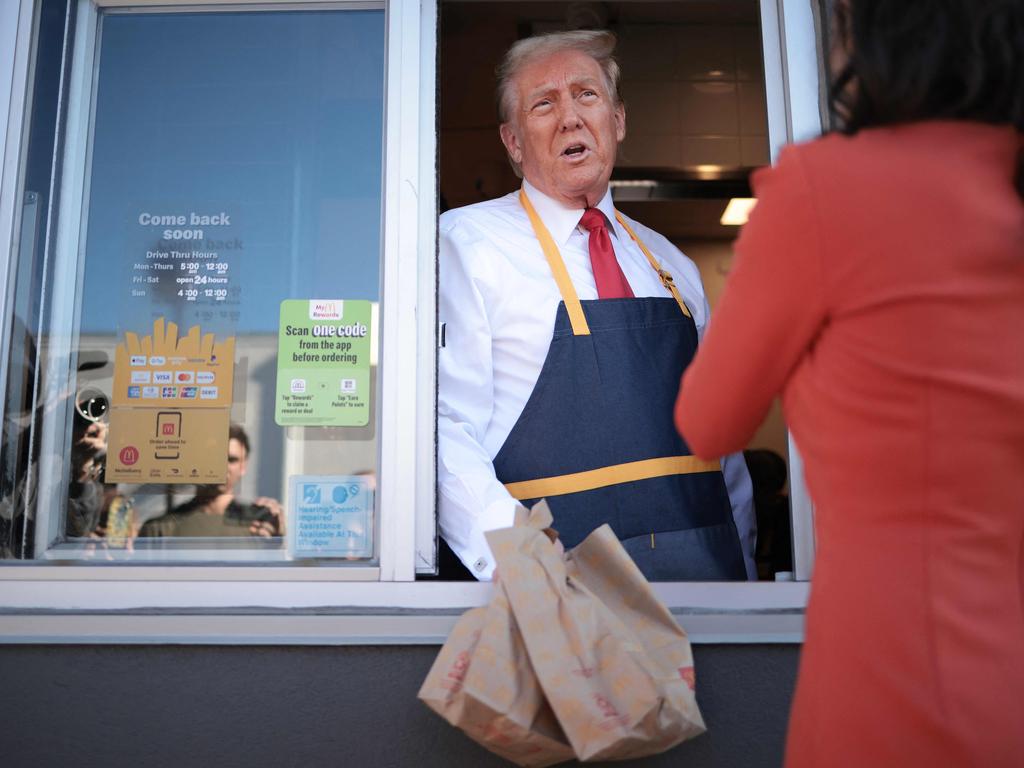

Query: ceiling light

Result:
[693,164,724,180]
[720,197,757,226]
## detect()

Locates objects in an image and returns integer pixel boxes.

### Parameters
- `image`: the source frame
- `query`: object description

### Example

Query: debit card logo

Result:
[127,386,141,398]
[176,371,195,384]
[130,371,151,384]
[196,371,215,384]
[153,371,172,384]
[142,386,159,398]
[199,386,218,399]
[161,386,177,398]
[180,386,197,399]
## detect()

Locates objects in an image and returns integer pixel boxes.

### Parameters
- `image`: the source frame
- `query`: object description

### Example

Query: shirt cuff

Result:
[445,498,518,581]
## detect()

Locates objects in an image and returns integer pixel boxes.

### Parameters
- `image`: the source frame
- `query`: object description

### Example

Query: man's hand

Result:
[249,496,285,538]
[72,421,108,483]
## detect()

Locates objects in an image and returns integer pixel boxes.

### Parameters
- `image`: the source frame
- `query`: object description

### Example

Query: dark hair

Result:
[829,0,1023,193]
[229,423,250,457]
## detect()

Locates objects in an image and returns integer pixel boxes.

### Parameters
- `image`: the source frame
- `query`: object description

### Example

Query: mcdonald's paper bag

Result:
[417,523,575,766]
[486,502,706,762]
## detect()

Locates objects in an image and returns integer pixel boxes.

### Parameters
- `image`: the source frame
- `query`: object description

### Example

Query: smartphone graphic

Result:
[155,411,182,460]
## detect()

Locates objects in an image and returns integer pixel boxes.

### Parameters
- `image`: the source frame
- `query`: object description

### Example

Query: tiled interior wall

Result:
[440,7,771,208]
[686,242,786,460]
[616,24,769,169]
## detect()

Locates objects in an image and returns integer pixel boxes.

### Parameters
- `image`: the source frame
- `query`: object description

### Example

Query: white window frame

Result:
[0,0,821,644]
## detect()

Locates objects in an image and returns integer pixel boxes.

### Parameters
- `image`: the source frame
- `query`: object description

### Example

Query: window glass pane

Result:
[2,7,385,563]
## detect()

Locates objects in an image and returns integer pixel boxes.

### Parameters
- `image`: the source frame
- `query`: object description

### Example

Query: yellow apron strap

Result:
[614,212,692,319]
[504,455,721,500]
[519,189,590,336]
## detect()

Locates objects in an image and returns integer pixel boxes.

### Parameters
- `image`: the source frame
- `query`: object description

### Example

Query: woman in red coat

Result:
[675,2,1023,766]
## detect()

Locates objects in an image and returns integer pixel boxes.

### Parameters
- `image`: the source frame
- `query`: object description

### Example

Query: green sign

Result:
[275,299,372,426]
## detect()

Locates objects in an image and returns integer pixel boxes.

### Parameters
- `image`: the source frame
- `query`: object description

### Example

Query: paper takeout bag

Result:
[417,550,575,766]
[420,501,705,765]
[486,502,706,762]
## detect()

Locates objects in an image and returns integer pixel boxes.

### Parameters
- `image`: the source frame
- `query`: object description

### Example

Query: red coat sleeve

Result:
[675,145,828,458]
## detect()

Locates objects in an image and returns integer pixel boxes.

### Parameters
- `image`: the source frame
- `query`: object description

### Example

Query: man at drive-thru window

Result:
[437,30,755,581]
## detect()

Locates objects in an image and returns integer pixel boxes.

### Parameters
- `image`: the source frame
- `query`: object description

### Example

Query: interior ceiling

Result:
[444,1,760,26]
[441,0,762,242]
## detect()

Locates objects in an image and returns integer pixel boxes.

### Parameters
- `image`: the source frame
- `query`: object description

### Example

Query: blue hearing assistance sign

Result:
[288,475,374,559]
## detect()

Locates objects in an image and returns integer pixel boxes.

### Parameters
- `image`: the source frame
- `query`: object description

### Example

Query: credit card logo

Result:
[127,386,142,398]
[180,386,197,399]
[176,371,195,384]
[196,371,215,384]
[161,386,177,398]
[153,371,172,384]
[199,386,218,399]
[130,371,151,384]
[142,386,159,398]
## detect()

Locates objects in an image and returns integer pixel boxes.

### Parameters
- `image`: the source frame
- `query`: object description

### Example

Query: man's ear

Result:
[614,101,626,143]
[499,122,522,165]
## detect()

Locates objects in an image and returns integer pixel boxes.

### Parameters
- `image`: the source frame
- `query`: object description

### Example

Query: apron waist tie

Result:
[503,455,722,500]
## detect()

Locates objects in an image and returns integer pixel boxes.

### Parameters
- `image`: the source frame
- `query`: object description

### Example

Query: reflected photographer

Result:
[138,423,284,540]
[72,387,108,485]
[1,342,111,557]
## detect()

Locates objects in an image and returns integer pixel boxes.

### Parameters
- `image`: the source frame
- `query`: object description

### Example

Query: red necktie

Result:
[579,208,634,299]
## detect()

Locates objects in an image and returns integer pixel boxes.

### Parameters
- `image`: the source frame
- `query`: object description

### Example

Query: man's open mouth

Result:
[563,144,588,157]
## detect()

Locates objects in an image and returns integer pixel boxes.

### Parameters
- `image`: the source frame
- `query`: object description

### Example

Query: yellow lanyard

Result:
[519,188,692,337]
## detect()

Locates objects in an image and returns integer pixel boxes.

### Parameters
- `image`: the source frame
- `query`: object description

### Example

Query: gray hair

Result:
[495,30,621,125]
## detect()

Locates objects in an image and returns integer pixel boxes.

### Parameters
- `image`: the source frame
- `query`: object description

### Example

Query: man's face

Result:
[500,49,626,208]
[223,438,247,494]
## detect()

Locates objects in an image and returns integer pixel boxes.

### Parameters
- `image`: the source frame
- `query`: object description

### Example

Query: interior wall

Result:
[685,242,788,464]
[440,0,768,210]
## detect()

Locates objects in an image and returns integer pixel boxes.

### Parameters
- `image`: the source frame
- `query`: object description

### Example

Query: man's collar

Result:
[521,179,619,246]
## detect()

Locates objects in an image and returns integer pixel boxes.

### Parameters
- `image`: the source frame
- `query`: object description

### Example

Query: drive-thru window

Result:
[0,0,824,643]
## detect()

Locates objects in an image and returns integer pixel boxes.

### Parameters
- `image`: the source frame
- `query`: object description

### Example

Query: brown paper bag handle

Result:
[512,499,556,536]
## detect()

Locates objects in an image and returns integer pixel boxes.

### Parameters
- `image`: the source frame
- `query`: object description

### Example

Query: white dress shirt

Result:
[438,179,756,580]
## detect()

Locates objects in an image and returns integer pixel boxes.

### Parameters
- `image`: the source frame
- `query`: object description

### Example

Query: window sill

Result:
[0,580,808,644]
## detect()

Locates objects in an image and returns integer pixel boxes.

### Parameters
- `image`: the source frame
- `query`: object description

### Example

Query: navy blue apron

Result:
[490,190,746,581]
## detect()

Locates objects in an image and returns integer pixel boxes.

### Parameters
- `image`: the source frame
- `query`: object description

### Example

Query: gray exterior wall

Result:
[0,643,798,767]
